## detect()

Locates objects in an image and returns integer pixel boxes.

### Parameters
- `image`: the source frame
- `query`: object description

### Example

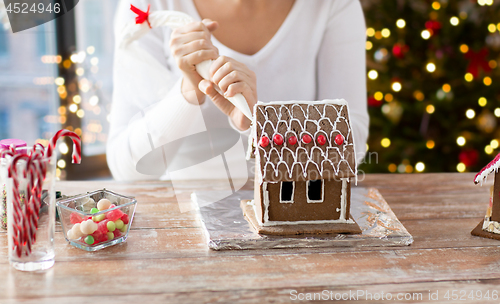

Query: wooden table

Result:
[2,173,500,303]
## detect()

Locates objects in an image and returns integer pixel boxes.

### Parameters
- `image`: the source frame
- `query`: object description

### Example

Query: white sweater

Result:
[108,0,369,181]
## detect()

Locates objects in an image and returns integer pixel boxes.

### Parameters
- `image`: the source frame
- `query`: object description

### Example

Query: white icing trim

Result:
[256,99,348,106]
[483,217,500,234]
[280,181,295,203]
[476,164,500,185]
[254,100,357,181]
[306,180,324,203]
[342,101,358,185]
[246,128,254,161]
[340,178,348,220]
[262,182,269,223]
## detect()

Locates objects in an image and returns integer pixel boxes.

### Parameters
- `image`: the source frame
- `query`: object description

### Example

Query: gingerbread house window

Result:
[307,180,323,203]
[280,181,294,203]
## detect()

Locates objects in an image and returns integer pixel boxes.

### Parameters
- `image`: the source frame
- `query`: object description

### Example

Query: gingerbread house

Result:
[244,100,361,235]
[472,152,500,240]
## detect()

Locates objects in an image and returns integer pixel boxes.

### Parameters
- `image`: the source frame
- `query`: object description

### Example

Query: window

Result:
[307,180,323,203]
[36,25,47,56]
[74,0,118,156]
[0,20,58,145]
[0,26,8,57]
[0,110,8,139]
[280,181,294,203]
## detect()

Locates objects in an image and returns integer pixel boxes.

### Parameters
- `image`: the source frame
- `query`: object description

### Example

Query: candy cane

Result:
[24,152,45,255]
[46,129,81,164]
[0,149,14,159]
[33,143,45,153]
[27,157,47,249]
[8,154,30,258]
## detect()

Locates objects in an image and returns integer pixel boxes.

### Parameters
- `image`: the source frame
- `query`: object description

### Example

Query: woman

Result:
[108,0,368,181]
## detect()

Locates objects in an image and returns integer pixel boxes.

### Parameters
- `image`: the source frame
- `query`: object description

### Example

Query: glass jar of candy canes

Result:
[1,130,81,271]
[2,146,57,271]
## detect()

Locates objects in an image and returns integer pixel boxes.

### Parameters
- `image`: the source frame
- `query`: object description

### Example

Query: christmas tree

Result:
[360,0,500,174]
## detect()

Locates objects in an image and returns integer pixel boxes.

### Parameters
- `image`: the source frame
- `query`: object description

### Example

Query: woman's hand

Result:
[198,56,257,131]
[169,19,219,104]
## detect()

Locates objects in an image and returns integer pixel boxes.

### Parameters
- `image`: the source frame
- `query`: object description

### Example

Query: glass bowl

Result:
[56,189,137,251]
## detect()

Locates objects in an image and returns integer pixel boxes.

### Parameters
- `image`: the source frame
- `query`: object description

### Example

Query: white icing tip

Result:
[228,94,253,120]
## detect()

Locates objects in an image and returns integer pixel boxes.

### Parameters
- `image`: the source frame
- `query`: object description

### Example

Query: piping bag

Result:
[119,4,253,120]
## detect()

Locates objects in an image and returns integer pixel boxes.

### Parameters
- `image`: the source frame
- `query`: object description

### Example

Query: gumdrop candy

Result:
[70,213,83,224]
[106,208,124,221]
[121,214,129,225]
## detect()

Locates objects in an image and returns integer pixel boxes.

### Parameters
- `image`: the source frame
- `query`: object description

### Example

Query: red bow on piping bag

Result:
[130,4,152,28]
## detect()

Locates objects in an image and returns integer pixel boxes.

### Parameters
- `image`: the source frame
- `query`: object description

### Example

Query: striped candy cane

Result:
[26,155,47,251]
[8,154,30,258]
[46,129,81,164]
[22,150,46,254]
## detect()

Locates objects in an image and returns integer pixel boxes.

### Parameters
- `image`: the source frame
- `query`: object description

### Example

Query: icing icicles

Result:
[250,100,357,182]
[474,152,500,185]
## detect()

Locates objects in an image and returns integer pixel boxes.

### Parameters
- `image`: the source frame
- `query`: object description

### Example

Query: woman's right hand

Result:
[169,19,219,104]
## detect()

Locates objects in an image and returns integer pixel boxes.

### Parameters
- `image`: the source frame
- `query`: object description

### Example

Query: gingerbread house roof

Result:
[247,100,357,183]
[474,152,500,185]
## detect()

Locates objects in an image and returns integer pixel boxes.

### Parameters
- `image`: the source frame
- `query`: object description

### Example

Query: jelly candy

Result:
[70,212,83,224]
[121,214,129,225]
[90,208,99,214]
[97,220,109,234]
[80,219,98,234]
[84,235,94,245]
[113,229,122,238]
[97,198,112,211]
[92,230,107,243]
[93,213,106,222]
[114,219,124,230]
[71,223,85,238]
[119,224,128,233]
[106,221,116,232]
[67,229,76,240]
[106,208,124,221]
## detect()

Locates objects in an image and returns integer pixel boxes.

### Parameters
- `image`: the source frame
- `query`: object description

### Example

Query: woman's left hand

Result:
[198,56,257,131]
